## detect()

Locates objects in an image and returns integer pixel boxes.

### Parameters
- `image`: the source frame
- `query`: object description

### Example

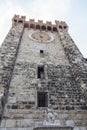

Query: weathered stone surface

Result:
[73,127,80,130]
[66,120,75,127]
[56,21,87,103]
[0,15,87,129]
[0,22,24,119]
[5,119,16,127]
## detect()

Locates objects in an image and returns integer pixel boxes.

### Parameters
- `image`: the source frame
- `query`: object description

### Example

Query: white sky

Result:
[0,0,87,58]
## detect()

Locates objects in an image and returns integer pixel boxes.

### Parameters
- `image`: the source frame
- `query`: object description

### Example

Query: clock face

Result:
[29,31,54,43]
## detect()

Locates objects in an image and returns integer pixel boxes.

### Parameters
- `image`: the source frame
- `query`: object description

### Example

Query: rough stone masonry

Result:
[0,15,87,130]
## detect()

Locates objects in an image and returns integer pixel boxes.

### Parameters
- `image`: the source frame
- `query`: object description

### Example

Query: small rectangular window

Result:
[40,50,44,54]
[37,92,48,107]
[38,66,45,79]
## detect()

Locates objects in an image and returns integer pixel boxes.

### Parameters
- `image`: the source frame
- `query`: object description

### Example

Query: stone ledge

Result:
[34,126,73,130]
[0,127,73,130]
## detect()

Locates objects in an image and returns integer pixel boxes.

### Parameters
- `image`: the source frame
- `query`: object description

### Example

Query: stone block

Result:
[20,119,34,127]
[5,119,16,127]
[80,127,87,130]
[66,120,75,127]
[0,120,6,127]
[73,127,80,130]
[62,114,68,119]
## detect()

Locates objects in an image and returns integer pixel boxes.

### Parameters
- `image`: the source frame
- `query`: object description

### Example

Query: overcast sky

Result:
[0,0,87,58]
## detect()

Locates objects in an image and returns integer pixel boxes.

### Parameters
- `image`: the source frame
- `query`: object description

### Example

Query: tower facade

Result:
[0,15,87,129]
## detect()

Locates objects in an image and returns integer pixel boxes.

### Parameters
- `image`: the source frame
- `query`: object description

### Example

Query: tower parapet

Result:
[55,20,68,31]
[12,14,26,25]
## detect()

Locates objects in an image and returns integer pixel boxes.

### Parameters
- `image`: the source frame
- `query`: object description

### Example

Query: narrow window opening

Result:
[24,23,28,28]
[38,66,45,79]
[37,92,48,107]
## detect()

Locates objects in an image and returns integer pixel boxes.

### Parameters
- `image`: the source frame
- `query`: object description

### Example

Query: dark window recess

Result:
[42,26,46,30]
[64,26,67,29]
[85,58,87,61]
[18,20,23,23]
[38,66,45,79]
[53,27,57,32]
[12,104,18,109]
[37,92,48,107]
[59,25,62,29]
[40,50,44,54]
[14,19,17,22]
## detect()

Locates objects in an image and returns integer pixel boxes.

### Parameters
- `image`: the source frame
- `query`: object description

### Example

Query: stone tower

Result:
[0,15,87,130]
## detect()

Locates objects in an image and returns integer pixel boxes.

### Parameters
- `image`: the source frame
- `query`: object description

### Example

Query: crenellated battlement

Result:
[12,14,68,32]
[12,15,26,25]
[55,20,68,31]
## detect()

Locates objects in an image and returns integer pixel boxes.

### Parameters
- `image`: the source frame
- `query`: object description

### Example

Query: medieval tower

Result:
[0,15,87,130]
